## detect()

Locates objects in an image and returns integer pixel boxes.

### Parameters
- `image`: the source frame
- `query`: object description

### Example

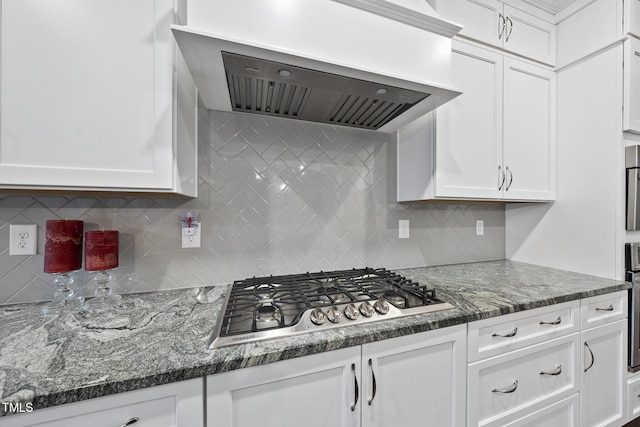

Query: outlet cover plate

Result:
[10,224,37,255]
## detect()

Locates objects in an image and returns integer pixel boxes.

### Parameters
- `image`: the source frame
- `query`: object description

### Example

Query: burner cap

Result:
[384,290,405,308]
[255,304,281,323]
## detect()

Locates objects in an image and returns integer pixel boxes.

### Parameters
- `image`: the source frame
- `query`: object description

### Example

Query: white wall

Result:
[506,44,624,280]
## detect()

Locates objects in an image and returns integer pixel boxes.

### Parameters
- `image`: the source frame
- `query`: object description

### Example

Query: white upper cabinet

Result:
[434,0,556,65]
[0,0,197,195]
[625,36,640,134]
[626,0,640,39]
[502,57,556,200]
[397,40,555,202]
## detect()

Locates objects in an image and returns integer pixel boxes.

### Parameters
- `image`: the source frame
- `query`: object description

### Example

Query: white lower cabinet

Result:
[467,291,628,427]
[2,378,203,427]
[627,372,640,421]
[206,325,467,427]
[499,394,580,427]
[467,332,580,427]
[581,319,627,427]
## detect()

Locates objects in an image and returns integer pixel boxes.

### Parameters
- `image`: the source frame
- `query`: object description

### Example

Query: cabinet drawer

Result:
[3,379,203,427]
[467,333,580,427]
[468,301,580,362]
[580,291,627,329]
[629,373,640,422]
[495,394,579,427]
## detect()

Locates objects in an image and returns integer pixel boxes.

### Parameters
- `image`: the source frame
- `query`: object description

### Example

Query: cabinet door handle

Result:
[505,16,514,42]
[540,364,562,376]
[492,380,518,393]
[492,327,518,338]
[350,363,359,411]
[584,341,595,372]
[498,166,506,190]
[595,304,614,312]
[505,167,513,191]
[367,358,377,406]
[120,418,139,427]
[498,13,506,39]
[540,316,561,325]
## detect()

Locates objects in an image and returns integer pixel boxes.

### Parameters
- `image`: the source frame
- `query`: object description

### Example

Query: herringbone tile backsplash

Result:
[0,110,505,305]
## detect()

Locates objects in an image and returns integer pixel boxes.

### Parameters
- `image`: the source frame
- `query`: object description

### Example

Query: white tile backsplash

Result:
[0,110,505,305]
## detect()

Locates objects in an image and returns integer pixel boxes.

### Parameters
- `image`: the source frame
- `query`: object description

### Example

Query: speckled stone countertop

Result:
[0,260,630,416]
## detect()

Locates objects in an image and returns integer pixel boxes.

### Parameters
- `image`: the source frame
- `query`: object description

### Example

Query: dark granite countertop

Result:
[0,260,630,416]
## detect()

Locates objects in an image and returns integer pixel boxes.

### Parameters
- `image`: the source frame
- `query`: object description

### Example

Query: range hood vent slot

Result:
[222,52,429,131]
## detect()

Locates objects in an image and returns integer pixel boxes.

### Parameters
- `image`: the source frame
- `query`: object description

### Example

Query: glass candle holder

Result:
[84,230,121,307]
[42,220,84,315]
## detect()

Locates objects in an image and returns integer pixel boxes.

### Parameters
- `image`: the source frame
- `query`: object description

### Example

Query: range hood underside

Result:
[223,52,430,131]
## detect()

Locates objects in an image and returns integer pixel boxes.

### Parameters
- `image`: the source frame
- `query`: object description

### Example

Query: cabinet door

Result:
[206,346,361,427]
[435,0,502,49]
[502,58,556,201]
[581,320,627,427]
[503,5,555,66]
[624,37,640,134]
[0,0,175,191]
[435,41,503,199]
[361,325,466,427]
[3,379,203,427]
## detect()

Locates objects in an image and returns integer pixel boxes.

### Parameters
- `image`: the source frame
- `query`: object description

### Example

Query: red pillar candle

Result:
[84,231,119,272]
[44,220,84,274]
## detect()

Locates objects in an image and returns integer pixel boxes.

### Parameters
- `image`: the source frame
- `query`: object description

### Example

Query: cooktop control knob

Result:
[359,301,375,317]
[374,298,390,315]
[344,303,360,320]
[327,306,343,323]
[310,308,327,325]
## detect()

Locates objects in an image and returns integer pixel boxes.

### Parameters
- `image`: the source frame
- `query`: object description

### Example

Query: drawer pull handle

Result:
[584,341,595,372]
[492,327,518,338]
[351,363,359,411]
[540,364,562,376]
[367,358,377,406]
[120,418,139,427]
[539,316,561,325]
[595,304,614,312]
[492,380,518,394]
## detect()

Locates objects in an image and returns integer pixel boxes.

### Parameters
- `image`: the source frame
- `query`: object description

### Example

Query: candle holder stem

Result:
[84,270,121,309]
[42,272,82,315]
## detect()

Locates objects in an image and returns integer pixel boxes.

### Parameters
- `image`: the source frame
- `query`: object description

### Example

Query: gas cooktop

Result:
[208,267,453,349]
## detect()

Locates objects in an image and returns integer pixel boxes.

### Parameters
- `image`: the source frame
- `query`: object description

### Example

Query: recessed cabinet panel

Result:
[434,43,503,199]
[435,0,502,47]
[502,58,555,200]
[581,320,627,427]
[625,37,640,134]
[434,0,555,65]
[503,5,555,66]
[206,347,361,427]
[0,0,196,194]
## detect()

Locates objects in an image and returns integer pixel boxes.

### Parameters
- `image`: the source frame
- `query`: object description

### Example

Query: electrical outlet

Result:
[399,220,410,239]
[10,224,37,255]
[182,225,201,248]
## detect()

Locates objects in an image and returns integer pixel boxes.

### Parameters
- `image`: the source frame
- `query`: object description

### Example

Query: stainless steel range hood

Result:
[172,0,462,132]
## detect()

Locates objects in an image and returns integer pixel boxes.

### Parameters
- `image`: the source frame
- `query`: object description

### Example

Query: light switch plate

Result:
[476,220,484,236]
[399,220,410,239]
[10,224,37,255]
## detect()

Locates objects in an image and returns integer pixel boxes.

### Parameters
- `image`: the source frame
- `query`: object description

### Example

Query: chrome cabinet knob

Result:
[310,308,327,325]
[344,303,360,320]
[327,306,343,323]
[359,301,375,317]
[374,298,390,315]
